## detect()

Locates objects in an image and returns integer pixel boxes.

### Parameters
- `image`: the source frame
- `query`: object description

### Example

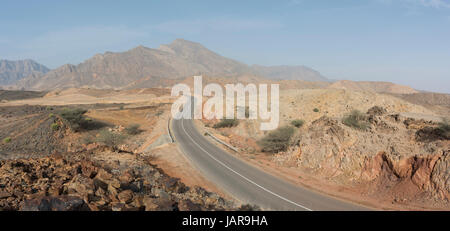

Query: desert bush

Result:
[213,119,239,128]
[96,129,126,150]
[291,119,305,128]
[51,123,60,131]
[342,110,370,131]
[48,113,55,118]
[58,108,107,131]
[437,118,450,139]
[257,126,295,153]
[58,108,88,131]
[3,137,11,144]
[313,108,319,113]
[125,124,141,135]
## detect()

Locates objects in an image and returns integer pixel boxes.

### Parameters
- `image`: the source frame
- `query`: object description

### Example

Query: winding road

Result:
[172,117,369,211]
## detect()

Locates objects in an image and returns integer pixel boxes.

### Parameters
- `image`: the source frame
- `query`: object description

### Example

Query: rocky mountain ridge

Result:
[15,39,328,90]
[0,60,49,86]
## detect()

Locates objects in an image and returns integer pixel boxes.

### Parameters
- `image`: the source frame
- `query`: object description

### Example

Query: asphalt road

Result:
[172,117,370,211]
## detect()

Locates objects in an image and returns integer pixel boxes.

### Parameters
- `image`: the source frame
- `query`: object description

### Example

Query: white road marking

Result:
[180,119,313,211]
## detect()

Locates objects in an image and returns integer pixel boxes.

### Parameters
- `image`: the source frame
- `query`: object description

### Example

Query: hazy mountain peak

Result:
[13,39,328,90]
[0,59,49,85]
[158,39,206,55]
[251,64,328,82]
[130,45,151,51]
[170,38,201,46]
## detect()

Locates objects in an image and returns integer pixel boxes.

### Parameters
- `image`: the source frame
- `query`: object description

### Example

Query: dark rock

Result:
[177,200,202,211]
[117,190,134,204]
[20,196,90,211]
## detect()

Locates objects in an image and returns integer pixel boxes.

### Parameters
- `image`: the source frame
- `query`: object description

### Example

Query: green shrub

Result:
[48,113,55,118]
[437,118,450,139]
[51,123,60,131]
[3,137,11,144]
[58,108,88,131]
[96,129,126,151]
[291,119,305,128]
[342,110,370,131]
[257,126,295,153]
[125,124,141,135]
[313,108,320,113]
[213,119,239,128]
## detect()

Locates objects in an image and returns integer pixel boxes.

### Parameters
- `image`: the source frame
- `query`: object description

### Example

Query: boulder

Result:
[20,196,89,211]
[117,190,134,204]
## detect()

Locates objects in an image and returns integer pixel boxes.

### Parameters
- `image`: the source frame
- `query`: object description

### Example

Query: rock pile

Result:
[0,154,248,211]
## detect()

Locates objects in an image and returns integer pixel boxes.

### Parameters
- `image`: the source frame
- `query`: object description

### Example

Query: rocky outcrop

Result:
[431,152,450,200]
[0,155,246,211]
[278,106,449,200]
[361,151,448,200]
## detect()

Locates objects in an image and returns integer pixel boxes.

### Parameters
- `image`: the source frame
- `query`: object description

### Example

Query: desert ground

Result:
[0,88,249,211]
[0,82,449,210]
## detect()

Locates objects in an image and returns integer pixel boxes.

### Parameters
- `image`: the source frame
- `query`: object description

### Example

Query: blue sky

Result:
[1,0,449,93]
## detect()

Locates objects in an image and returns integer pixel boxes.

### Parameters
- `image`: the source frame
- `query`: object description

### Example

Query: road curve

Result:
[172,118,369,211]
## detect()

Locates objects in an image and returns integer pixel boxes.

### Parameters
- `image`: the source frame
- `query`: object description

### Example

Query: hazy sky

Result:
[1,0,449,93]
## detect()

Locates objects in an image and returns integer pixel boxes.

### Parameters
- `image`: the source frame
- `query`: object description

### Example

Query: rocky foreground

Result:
[0,152,250,211]
[279,107,449,205]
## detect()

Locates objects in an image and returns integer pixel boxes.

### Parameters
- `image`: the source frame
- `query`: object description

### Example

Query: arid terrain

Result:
[199,86,449,210]
[0,39,448,211]
[0,80,448,210]
[0,89,256,211]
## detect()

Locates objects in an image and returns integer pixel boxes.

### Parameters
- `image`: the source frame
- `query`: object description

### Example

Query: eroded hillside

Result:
[203,89,449,210]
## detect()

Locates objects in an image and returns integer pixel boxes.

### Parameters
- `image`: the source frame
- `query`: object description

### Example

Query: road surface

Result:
[172,117,370,211]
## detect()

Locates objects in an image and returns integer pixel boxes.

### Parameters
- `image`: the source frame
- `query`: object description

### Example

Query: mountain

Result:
[251,65,328,82]
[328,80,419,94]
[0,60,49,85]
[17,39,255,90]
[16,39,327,90]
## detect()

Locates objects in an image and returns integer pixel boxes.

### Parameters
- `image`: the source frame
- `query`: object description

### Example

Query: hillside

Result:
[16,39,253,90]
[252,65,327,82]
[388,92,450,116]
[328,80,419,94]
[0,60,49,85]
[201,88,449,209]
[15,39,328,90]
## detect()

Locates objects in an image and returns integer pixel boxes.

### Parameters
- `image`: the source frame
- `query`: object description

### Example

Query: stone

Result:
[20,196,89,211]
[177,200,202,211]
[0,191,12,199]
[119,172,134,184]
[117,190,134,204]
[66,175,94,196]
[142,197,173,211]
